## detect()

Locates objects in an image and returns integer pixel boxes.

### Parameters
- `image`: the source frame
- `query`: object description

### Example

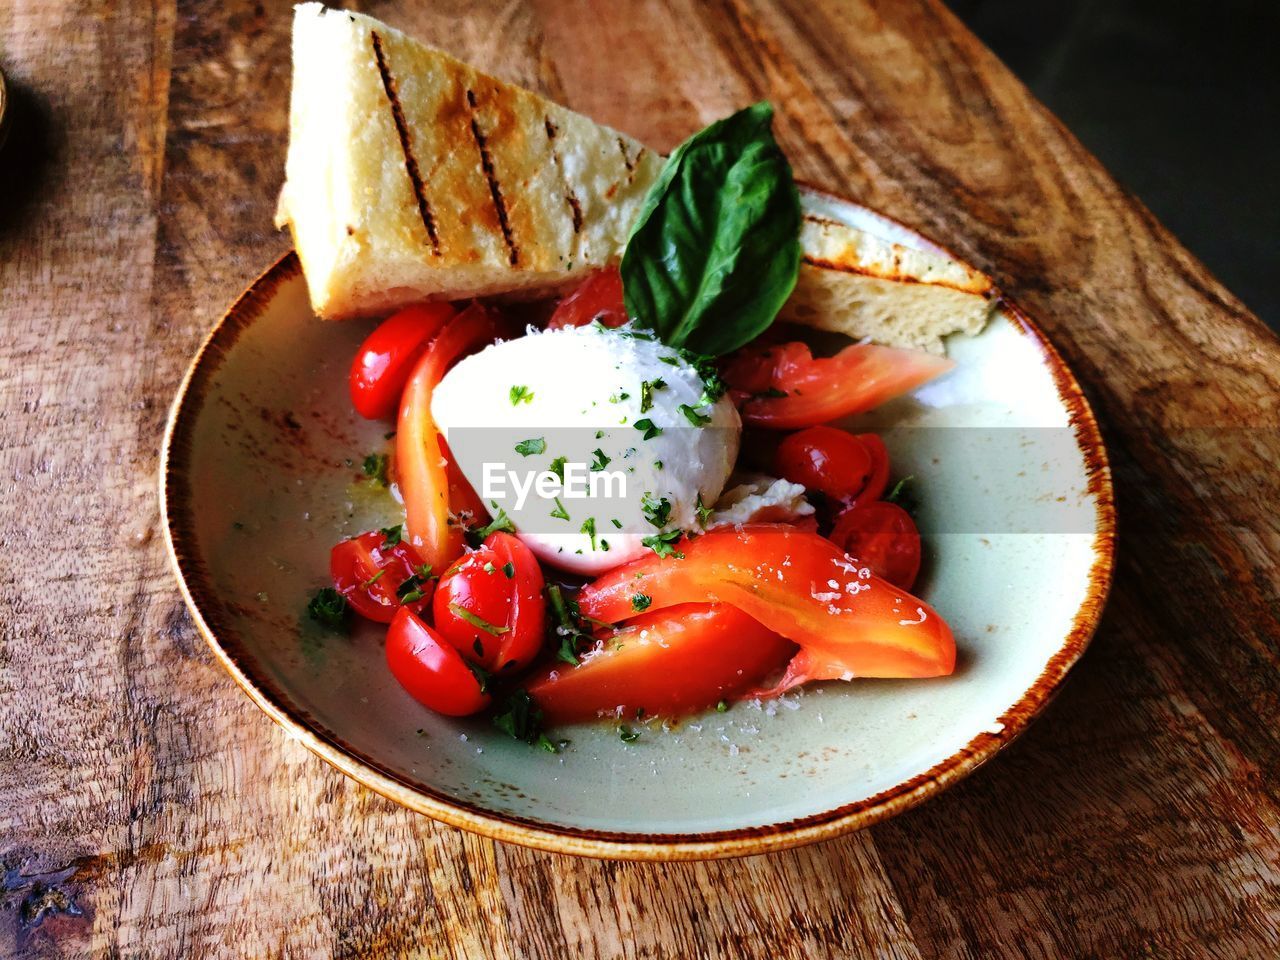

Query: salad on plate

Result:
[275,4,996,749]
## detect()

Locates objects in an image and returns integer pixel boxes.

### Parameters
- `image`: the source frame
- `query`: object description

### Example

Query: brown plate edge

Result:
[160,247,1116,862]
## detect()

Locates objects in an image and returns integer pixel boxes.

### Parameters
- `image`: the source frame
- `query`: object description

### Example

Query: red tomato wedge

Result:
[349,303,456,420]
[386,608,490,717]
[577,525,955,684]
[440,435,488,529]
[830,501,922,591]
[724,341,954,429]
[432,532,546,673]
[330,530,431,624]
[527,604,795,723]
[397,303,506,571]
[546,267,628,330]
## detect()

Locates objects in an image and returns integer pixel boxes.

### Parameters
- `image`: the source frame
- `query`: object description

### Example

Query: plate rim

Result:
[161,236,1115,862]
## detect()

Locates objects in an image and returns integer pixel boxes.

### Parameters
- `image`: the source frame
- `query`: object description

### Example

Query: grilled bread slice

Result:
[788,188,998,354]
[275,2,663,318]
[277,5,995,351]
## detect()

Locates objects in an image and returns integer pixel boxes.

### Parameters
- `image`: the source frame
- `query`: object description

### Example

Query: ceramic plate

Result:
[161,195,1114,860]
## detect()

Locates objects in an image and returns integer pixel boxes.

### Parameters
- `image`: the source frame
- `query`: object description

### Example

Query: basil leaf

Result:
[621,102,801,356]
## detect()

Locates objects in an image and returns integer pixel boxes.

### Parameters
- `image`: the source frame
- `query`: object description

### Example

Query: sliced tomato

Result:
[577,524,954,687]
[526,604,794,723]
[349,303,456,420]
[385,608,490,716]
[546,267,628,329]
[775,425,873,503]
[432,532,546,673]
[724,341,954,429]
[397,303,507,571]
[440,435,488,530]
[330,530,431,624]
[830,501,922,591]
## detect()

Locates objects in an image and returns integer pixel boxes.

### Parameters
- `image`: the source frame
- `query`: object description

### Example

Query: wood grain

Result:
[1,0,1278,957]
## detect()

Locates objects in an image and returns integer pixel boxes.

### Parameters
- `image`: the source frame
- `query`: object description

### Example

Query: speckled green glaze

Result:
[162,201,1112,855]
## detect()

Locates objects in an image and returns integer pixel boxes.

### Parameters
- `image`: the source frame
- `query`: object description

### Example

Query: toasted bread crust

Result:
[277,3,661,318]
[278,5,994,352]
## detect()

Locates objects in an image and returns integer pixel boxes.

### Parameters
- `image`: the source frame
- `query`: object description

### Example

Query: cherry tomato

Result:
[526,604,794,723]
[577,524,955,686]
[546,267,628,329]
[724,341,954,429]
[385,608,490,716]
[775,426,873,502]
[829,501,922,591]
[432,532,546,672]
[349,303,456,420]
[398,303,508,570]
[330,530,431,624]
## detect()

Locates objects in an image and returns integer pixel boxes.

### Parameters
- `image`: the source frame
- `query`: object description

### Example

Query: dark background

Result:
[952,0,1279,330]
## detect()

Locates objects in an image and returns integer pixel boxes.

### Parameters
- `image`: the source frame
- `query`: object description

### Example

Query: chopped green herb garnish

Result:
[659,355,680,366]
[492,690,558,753]
[609,391,632,403]
[886,475,915,505]
[547,584,592,664]
[641,529,684,558]
[502,561,515,579]
[509,384,535,405]
[641,493,672,528]
[515,437,546,456]
[307,588,348,629]
[695,493,713,527]
[380,524,403,547]
[633,418,662,440]
[397,567,434,604]
[678,403,712,426]
[581,516,598,551]
[550,498,570,521]
[618,725,640,743]
[450,602,509,636]
[716,700,728,713]
[362,453,389,485]
[679,350,728,403]
[611,518,623,529]
[468,503,514,545]
[466,660,492,694]
[361,569,388,589]
[549,455,568,480]
[640,377,666,413]
[483,561,496,574]
[595,430,605,439]
[590,448,611,471]
[631,593,652,612]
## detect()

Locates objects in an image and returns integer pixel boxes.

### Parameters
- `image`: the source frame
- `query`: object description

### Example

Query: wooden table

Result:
[3,1,1278,956]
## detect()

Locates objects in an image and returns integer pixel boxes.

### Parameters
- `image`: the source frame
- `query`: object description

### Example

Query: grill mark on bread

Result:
[802,254,996,297]
[628,147,647,184]
[618,138,636,173]
[466,88,519,266]
[801,215,993,295]
[544,116,583,235]
[370,30,439,254]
